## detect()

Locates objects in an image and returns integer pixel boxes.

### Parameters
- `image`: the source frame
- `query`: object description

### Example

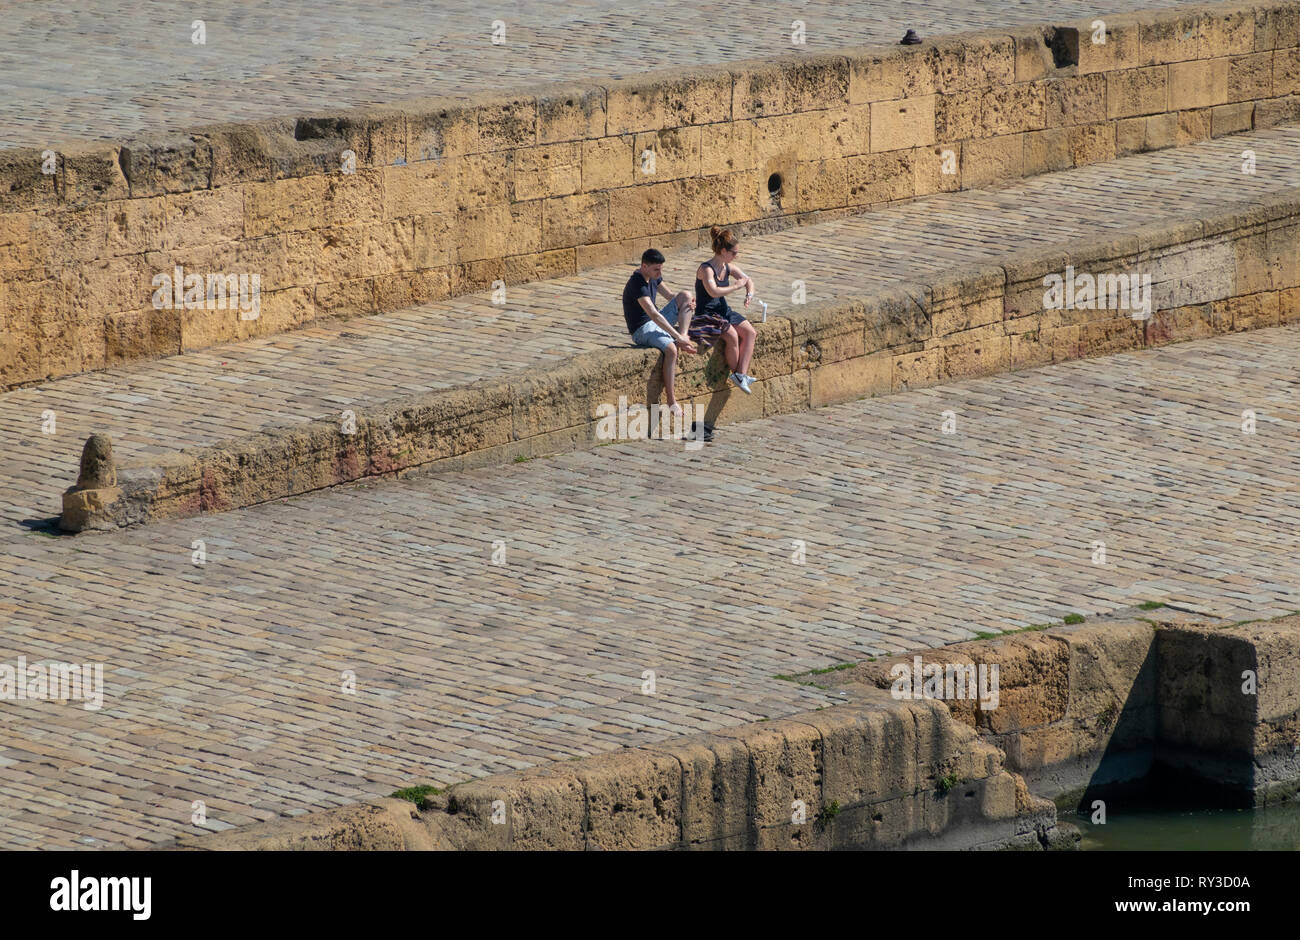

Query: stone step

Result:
[13,121,1299,529]
[6,2,1298,387]
[8,291,1300,850]
[2,0,1210,151]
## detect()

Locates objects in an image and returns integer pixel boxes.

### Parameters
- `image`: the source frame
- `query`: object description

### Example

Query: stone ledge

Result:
[845,612,1300,806]
[168,684,1050,851]
[9,2,1300,388]
[165,612,1300,850]
[57,183,1300,530]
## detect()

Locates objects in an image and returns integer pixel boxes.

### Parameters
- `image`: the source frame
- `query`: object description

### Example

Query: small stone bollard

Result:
[60,434,122,531]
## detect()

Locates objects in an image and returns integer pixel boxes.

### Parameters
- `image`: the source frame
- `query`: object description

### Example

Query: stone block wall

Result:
[174,692,1059,851]
[1158,621,1300,802]
[854,615,1300,807]
[67,183,1300,530]
[172,613,1300,849]
[5,1,1300,388]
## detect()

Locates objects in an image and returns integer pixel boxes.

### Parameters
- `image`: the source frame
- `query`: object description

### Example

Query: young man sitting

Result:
[621,248,697,417]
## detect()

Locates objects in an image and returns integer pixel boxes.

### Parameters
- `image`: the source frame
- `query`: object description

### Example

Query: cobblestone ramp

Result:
[1,322,1298,849]
[1,0,1202,150]
[3,127,1300,849]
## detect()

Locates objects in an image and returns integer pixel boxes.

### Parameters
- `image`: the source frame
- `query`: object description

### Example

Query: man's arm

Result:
[657,280,696,316]
[638,296,687,341]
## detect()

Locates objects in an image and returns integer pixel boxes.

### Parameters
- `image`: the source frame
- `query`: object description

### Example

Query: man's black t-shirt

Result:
[622,270,661,334]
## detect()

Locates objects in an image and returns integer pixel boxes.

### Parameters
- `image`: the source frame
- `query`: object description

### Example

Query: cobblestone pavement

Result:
[4,124,1300,528]
[1,320,1298,849]
[2,0,1204,150]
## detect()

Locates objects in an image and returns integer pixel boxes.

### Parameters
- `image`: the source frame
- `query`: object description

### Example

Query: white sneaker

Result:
[730,372,752,394]
[741,374,757,392]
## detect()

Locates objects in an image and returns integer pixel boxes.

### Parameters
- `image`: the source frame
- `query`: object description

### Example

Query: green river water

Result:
[1071,800,1300,850]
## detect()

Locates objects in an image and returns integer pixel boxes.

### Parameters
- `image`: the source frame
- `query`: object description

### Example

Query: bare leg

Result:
[736,320,757,375]
[721,324,739,373]
[662,343,679,409]
[674,291,694,339]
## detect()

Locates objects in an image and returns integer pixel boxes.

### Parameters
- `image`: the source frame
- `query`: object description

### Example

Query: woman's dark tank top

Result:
[695,260,732,317]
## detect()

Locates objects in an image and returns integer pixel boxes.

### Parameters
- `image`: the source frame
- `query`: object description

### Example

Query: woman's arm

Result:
[729,264,756,305]
[698,263,747,299]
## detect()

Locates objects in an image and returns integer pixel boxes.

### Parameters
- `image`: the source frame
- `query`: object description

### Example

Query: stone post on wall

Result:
[60,434,122,532]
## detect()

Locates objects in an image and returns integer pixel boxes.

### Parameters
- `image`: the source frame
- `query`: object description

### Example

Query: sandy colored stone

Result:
[1076,16,1142,74]
[681,172,764,231]
[576,749,682,850]
[293,107,406,168]
[451,151,510,210]
[381,161,453,220]
[1198,5,1256,58]
[935,90,981,140]
[700,122,756,176]
[1069,122,1117,166]
[1212,102,1254,138]
[1023,127,1071,176]
[1169,58,1230,110]
[733,56,847,119]
[1009,324,1081,367]
[1255,94,1300,128]
[57,142,130,205]
[1227,291,1281,331]
[808,354,892,406]
[845,150,914,205]
[536,83,607,145]
[670,735,752,850]
[244,176,328,239]
[1046,74,1108,127]
[847,45,936,104]
[980,83,1046,135]
[403,98,479,161]
[510,143,582,202]
[1228,51,1273,101]
[581,135,635,192]
[795,159,848,212]
[609,68,731,133]
[1106,66,1169,118]
[174,800,444,851]
[1138,9,1203,66]
[761,370,810,416]
[474,94,538,151]
[540,192,608,250]
[962,133,1023,187]
[633,126,701,182]
[447,768,585,850]
[163,186,245,250]
[119,131,212,197]
[870,96,936,152]
[503,248,575,285]
[608,180,680,240]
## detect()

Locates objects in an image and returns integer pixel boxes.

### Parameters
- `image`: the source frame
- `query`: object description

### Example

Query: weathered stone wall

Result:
[1158,620,1300,803]
[66,183,1300,530]
[169,614,1300,850]
[5,1,1300,388]
[172,692,1064,851]
[853,622,1161,802]
[851,614,1300,807]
